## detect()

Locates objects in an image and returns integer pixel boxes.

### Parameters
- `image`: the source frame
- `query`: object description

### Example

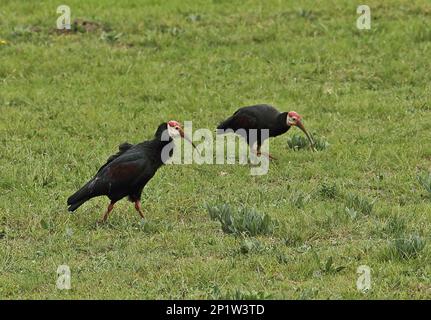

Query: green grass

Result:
[1,0,431,299]
[418,171,431,196]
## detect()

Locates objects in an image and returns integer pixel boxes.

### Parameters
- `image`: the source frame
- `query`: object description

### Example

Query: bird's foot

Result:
[97,202,115,226]
[257,151,277,161]
[96,218,107,226]
[134,200,146,221]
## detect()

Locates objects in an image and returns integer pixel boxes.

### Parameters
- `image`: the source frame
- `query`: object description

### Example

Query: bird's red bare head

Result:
[168,120,181,128]
[287,111,302,126]
[166,120,197,150]
[286,111,317,151]
[288,111,302,121]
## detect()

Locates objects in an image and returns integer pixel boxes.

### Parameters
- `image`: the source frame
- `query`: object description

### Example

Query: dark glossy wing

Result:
[97,142,134,174]
[67,147,144,210]
[217,110,258,131]
[88,148,153,199]
[217,104,282,131]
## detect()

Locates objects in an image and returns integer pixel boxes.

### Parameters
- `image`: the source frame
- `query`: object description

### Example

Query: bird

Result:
[216,104,315,159]
[67,121,195,223]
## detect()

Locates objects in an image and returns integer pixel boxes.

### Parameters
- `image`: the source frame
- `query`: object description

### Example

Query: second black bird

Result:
[217,104,315,159]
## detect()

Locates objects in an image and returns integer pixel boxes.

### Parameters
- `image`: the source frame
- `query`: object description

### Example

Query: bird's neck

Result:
[278,112,289,129]
[147,137,174,165]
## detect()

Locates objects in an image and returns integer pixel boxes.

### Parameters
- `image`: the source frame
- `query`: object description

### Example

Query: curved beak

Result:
[296,120,317,152]
[178,127,197,150]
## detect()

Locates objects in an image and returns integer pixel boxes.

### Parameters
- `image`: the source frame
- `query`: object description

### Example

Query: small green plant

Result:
[312,252,345,275]
[345,207,358,220]
[11,26,36,39]
[287,134,309,150]
[186,14,202,22]
[383,215,407,237]
[229,289,272,300]
[297,8,315,20]
[40,219,51,230]
[415,28,431,43]
[319,181,338,199]
[276,252,290,264]
[236,207,274,236]
[289,191,310,209]
[313,136,330,151]
[287,134,329,151]
[206,203,235,234]
[283,232,303,247]
[140,219,173,234]
[100,31,123,43]
[345,193,374,216]
[208,285,272,299]
[418,171,431,196]
[387,234,426,260]
[206,203,274,236]
[298,287,319,300]
[239,238,265,254]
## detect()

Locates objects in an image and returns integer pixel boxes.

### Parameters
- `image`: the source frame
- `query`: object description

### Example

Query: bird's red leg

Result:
[255,145,276,160]
[249,144,259,163]
[264,152,276,160]
[134,200,145,220]
[99,201,115,223]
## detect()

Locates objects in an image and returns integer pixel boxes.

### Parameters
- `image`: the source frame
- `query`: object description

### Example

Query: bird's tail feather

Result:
[216,116,233,132]
[67,198,88,212]
[67,180,94,212]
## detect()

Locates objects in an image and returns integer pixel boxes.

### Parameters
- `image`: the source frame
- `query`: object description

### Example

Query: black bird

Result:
[217,104,315,159]
[67,121,194,223]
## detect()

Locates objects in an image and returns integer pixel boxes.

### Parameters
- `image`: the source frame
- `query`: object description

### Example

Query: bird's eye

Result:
[175,127,179,130]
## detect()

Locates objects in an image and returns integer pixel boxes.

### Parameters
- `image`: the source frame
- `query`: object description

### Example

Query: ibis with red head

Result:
[67,121,195,223]
[217,104,315,159]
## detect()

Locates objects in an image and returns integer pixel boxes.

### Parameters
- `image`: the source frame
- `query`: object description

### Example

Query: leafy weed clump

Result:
[209,285,272,300]
[287,134,309,150]
[345,193,374,219]
[312,252,346,276]
[289,190,310,209]
[386,234,426,260]
[239,238,266,254]
[287,134,329,151]
[206,203,274,236]
[318,181,338,199]
[383,215,407,238]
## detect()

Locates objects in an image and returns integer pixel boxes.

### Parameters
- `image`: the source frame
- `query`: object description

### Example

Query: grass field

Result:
[1,0,431,299]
